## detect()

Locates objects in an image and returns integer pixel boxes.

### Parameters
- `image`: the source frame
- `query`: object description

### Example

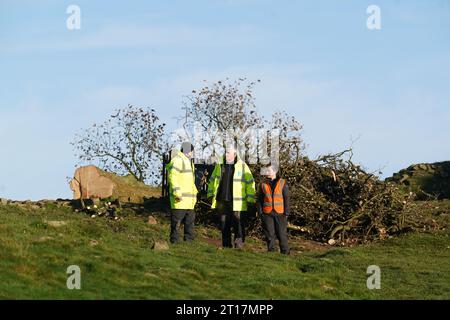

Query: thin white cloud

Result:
[3,24,270,53]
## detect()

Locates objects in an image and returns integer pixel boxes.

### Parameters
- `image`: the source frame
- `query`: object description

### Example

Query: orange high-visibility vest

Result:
[261,178,285,214]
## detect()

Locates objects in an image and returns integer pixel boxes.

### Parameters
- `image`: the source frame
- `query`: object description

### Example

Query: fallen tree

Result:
[197,149,412,245]
[247,149,411,244]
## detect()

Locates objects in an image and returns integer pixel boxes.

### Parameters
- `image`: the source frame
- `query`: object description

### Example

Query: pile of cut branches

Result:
[245,149,412,244]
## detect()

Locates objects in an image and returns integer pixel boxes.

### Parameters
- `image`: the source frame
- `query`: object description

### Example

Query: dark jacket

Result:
[216,159,236,202]
[257,176,290,215]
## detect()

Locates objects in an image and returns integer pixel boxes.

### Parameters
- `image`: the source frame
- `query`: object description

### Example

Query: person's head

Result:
[225,144,237,164]
[181,141,194,159]
[262,163,279,180]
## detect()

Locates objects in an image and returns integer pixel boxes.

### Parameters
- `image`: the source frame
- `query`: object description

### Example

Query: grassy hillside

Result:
[0,202,449,299]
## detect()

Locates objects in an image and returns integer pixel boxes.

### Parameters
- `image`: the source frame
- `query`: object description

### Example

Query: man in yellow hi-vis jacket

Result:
[207,145,256,248]
[167,142,198,243]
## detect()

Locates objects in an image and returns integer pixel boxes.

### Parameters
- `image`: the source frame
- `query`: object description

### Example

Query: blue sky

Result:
[1,0,449,200]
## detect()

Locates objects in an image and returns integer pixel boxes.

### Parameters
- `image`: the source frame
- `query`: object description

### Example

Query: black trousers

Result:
[261,212,290,254]
[170,209,195,243]
[217,201,247,248]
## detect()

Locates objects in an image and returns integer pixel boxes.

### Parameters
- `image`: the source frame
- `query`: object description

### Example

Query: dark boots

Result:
[218,201,247,248]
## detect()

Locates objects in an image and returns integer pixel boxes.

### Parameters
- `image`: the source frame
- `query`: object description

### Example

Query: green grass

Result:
[0,203,449,299]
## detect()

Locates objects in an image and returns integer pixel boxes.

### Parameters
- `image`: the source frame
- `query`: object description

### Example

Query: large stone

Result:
[147,216,158,225]
[46,220,67,227]
[35,236,54,242]
[0,198,8,205]
[70,166,115,200]
[69,165,158,203]
[152,240,169,251]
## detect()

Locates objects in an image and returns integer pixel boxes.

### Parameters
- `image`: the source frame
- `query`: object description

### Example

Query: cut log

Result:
[69,165,158,203]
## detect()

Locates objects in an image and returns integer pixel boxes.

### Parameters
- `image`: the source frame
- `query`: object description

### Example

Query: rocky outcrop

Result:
[386,161,450,199]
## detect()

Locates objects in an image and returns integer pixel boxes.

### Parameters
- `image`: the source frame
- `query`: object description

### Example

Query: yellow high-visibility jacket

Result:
[207,156,256,211]
[167,151,198,210]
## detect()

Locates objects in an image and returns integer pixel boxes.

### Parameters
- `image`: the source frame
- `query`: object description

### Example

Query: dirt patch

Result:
[289,237,330,253]
[199,235,329,255]
[201,236,221,248]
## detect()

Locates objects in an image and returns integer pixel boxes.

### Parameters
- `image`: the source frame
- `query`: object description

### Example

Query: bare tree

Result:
[180,78,265,161]
[268,111,304,165]
[72,105,167,184]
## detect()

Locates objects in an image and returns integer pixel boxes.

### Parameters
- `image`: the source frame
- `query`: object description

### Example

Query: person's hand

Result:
[247,203,256,218]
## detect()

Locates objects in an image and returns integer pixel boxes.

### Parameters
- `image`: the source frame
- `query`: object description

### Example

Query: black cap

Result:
[181,141,194,153]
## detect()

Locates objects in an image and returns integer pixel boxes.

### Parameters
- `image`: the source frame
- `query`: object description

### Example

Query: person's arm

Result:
[282,182,290,215]
[207,164,221,200]
[244,164,256,204]
[256,183,263,216]
[168,158,183,201]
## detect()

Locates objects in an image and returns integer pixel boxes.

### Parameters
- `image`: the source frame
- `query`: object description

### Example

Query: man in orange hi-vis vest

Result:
[257,163,290,254]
